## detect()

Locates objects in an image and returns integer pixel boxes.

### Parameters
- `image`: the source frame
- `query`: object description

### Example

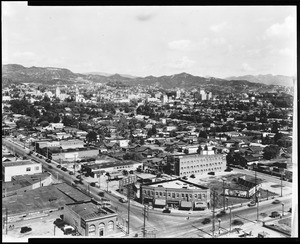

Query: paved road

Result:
[2,138,293,238]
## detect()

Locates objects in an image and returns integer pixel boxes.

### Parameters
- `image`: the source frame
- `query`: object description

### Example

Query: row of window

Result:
[180,167,223,174]
[180,162,223,170]
[181,160,224,165]
[143,189,206,200]
[88,221,114,236]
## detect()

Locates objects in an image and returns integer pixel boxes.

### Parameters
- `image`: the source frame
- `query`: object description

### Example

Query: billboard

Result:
[224,188,248,198]
[119,175,137,188]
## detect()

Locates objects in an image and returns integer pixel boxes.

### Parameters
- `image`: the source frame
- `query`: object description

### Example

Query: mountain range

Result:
[2,64,293,93]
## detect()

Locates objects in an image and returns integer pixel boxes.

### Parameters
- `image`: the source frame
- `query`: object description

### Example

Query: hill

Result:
[225,74,295,87]
[2,64,271,93]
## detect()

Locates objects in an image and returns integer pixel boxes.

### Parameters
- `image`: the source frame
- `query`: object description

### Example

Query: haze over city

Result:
[2,3,297,78]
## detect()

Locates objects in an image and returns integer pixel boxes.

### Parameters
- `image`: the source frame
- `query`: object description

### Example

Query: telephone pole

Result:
[222,178,226,212]
[211,190,216,238]
[280,173,283,197]
[255,170,259,221]
[127,184,131,235]
[143,205,148,237]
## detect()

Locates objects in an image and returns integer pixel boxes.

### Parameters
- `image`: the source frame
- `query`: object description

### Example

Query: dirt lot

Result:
[2,210,65,242]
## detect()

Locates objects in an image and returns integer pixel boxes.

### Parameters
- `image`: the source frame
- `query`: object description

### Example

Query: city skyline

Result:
[2,3,297,78]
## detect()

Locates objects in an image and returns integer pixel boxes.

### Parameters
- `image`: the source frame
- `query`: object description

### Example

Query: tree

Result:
[86,130,97,143]
[53,115,61,123]
[197,145,203,154]
[199,131,208,139]
[184,148,189,154]
[263,145,280,160]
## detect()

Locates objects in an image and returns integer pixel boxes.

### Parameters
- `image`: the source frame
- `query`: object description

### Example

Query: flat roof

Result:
[68,201,116,221]
[88,160,141,170]
[2,160,38,167]
[144,178,208,190]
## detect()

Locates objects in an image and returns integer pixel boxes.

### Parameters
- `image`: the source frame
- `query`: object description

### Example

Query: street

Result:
[2,138,294,238]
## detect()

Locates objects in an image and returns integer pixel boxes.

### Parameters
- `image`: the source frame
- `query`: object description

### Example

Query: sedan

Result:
[272,199,281,204]
[270,211,280,218]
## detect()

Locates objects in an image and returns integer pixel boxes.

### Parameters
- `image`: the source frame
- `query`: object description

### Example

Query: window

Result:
[107,221,114,232]
[172,193,175,198]
[176,193,179,198]
[198,194,201,199]
[189,194,192,198]
[144,190,147,194]
[168,193,171,197]
[26,167,31,172]
[182,193,184,197]
[163,192,166,196]
[88,224,96,236]
[35,166,39,171]
[155,192,158,196]
[194,194,197,198]
[159,192,162,196]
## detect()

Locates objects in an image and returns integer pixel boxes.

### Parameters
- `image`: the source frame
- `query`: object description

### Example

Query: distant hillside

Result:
[2,64,272,93]
[225,74,295,87]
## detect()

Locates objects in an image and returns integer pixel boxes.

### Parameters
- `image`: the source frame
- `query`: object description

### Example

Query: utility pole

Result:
[5,208,8,235]
[229,207,232,232]
[127,184,131,235]
[143,205,148,237]
[222,179,225,212]
[255,170,259,221]
[212,190,216,238]
[280,173,283,197]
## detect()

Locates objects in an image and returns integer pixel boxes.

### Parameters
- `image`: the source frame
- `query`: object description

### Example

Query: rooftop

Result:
[2,160,38,167]
[144,178,208,190]
[68,201,116,221]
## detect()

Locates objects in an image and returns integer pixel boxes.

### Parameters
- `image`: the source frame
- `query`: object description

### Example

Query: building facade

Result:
[63,199,118,237]
[140,178,210,210]
[2,160,42,182]
[167,154,226,176]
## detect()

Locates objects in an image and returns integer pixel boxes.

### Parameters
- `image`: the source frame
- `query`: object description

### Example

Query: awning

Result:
[154,199,166,206]
[180,201,192,208]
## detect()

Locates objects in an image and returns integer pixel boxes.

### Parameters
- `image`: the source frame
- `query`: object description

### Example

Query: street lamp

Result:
[218,218,221,234]
[222,178,226,212]
[281,203,284,217]
[226,197,229,210]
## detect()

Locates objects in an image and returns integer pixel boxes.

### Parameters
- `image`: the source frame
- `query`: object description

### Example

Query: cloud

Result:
[241,63,254,72]
[136,13,155,22]
[168,40,191,51]
[265,15,296,37]
[210,22,228,32]
[168,56,195,69]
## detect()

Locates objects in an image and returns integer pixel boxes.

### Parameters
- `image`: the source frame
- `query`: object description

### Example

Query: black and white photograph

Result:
[2,2,298,241]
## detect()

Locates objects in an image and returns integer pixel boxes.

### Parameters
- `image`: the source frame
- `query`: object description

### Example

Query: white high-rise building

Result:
[56,87,61,97]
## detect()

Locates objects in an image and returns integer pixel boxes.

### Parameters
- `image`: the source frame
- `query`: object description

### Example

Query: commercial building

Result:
[63,199,118,237]
[2,160,42,182]
[140,178,210,210]
[83,160,143,178]
[167,154,226,177]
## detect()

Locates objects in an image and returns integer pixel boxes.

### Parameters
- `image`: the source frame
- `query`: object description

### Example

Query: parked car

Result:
[216,210,226,218]
[270,211,280,218]
[119,198,128,203]
[69,172,74,175]
[224,167,233,172]
[20,226,32,233]
[76,175,81,179]
[57,165,61,168]
[61,167,67,172]
[248,201,256,207]
[208,172,215,175]
[46,159,51,163]
[182,176,188,180]
[162,208,171,213]
[288,208,292,213]
[272,199,281,204]
[90,182,96,187]
[48,165,53,169]
[202,218,211,225]
[190,174,195,178]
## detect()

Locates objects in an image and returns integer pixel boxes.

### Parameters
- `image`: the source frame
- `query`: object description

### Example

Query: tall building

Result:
[199,89,207,100]
[167,154,226,177]
[56,87,61,97]
[161,94,168,104]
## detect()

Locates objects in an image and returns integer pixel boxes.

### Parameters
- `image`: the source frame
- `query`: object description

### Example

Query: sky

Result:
[2,3,297,78]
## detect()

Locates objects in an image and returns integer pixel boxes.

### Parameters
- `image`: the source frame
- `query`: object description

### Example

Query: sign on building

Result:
[119,175,137,188]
